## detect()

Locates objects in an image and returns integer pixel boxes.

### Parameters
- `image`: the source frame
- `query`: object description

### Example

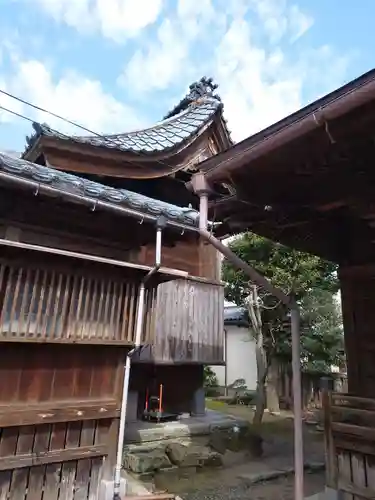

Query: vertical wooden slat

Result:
[101,280,112,340]
[74,421,96,500]
[0,428,18,500]
[88,458,103,500]
[59,422,81,500]
[59,274,72,339]
[338,451,354,500]
[88,279,98,340]
[18,268,31,337]
[43,423,67,500]
[88,421,108,500]
[73,276,86,340]
[1,266,14,337]
[109,281,118,341]
[115,282,124,341]
[9,268,23,337]
[25,424,50,500]
[8,426,35,500]
[94,280,106,340]
[127,283,137,343]
[351,454,367,500]
[25,269,39,338]
[34,269,48,338]
[81,278,92,339]
[50,273,63,338]
[120,282,130,342]
[42,270,56,338]
[67,275,80,339]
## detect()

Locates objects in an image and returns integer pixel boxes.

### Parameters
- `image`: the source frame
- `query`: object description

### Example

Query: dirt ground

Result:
[181,470,326,500]
[163,401,326,500]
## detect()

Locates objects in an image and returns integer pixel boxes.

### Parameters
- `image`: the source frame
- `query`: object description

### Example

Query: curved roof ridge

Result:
[23,76,230,158]
[24,96,222,156]
[87,96,221,140]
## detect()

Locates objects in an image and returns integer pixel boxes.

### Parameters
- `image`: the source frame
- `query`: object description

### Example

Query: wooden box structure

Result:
[195,68,375,498]
[0,78,230,499]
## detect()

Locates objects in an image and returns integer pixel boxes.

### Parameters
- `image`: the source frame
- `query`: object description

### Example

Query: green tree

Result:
[222,233,343,423]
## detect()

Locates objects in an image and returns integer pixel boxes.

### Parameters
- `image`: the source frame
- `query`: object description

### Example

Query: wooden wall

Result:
[0,252,156,346]
[0,342,124,500]
[136,238,221,281]
[135,279,225,364]
[339,265,375,397]
[323,391,375,499]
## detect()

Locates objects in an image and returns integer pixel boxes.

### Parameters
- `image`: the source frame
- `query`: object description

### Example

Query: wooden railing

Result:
[323,391,375,499]
[0,257,156,345]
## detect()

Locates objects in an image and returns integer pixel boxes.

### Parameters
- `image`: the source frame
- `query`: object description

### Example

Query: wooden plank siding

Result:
[0,256,156,346]
[0,340,123,500]
[0,420,108,500]
[323,391,375,499]
[339,266,375,397]
[134,279,225,364]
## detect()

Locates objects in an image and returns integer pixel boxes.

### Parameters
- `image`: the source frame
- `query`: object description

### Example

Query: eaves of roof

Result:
[23,98,223,158]
[0,152,200,229]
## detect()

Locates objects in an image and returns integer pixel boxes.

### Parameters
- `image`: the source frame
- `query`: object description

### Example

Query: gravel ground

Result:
[181,471,326,500]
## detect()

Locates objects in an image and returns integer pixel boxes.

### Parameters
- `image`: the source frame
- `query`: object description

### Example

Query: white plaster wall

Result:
[211,325,257,390]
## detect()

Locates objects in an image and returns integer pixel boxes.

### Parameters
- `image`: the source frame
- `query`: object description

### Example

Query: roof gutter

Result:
[0,170,199,234]
[203,72,375,182]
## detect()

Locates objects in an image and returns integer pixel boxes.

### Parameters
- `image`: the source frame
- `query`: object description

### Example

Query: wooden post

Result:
[322,389,337,489]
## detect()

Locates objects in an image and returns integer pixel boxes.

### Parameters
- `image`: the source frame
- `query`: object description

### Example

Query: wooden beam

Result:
[0,399,119,427]
[0,444,107,471]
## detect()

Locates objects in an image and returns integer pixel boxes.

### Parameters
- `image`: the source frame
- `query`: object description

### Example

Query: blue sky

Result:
[0,0,374,154]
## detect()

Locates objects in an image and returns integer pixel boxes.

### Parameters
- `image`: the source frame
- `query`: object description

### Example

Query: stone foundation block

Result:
[123,449,171,474]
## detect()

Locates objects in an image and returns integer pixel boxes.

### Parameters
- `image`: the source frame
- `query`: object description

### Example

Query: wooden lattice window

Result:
[0,260,141,343]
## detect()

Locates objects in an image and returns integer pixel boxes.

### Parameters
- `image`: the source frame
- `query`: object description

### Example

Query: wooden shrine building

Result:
[194,68,375,499]
[0,78,231,499]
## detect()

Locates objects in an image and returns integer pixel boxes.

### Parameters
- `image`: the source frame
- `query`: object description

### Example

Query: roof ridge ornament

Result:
[164,76,222,119]
[25,121,49,148]
[188,77,221,102]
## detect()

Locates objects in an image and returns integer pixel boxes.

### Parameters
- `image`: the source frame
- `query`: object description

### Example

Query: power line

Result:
[0,88,105,137]
[0,88,203,175]
[0,104,35,125]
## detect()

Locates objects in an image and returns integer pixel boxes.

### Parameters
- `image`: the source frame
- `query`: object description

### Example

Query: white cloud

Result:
[119,0,347,142]
[120,18,189,93]
[0,78,24,123]
[250,0,314,44]
[1,0,350,153]
[18,0,163,42]
[1,58,143,135]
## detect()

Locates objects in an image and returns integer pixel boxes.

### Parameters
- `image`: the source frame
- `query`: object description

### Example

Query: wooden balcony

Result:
[0,252,225,363]
[0,254,156,345]
[323,391,375,499]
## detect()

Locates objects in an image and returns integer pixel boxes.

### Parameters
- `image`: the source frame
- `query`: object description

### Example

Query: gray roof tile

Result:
[224,305,249,326]
[25,98,222,155]
[0,153,200,228]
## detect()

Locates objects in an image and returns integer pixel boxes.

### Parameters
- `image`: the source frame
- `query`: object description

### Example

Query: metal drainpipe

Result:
[113,215,167,500]
[195,193,304,500]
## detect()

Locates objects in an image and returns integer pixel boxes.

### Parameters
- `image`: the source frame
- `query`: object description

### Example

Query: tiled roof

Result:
[0,153,200,228]
[24,97,222,155]
[224,305,249,326]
